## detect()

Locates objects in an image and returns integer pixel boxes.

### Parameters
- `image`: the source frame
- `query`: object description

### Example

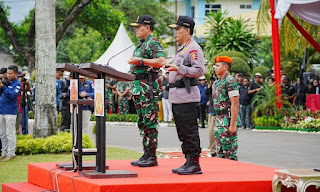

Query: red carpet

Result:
[3,158,319,192]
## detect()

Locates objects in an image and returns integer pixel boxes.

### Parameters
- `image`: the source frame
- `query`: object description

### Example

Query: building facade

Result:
[167,0,260,25]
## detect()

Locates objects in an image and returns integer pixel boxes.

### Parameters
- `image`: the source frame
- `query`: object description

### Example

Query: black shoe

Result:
[131,154,147,166]
[172,160,188,173]
[176,155,202,175]
[137,156,158,167]
[136,148,158,167]
[211,153,217,157]
[131,147,148,166]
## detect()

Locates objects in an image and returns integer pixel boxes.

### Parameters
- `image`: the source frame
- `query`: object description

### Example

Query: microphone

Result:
[106,39,145,66]
[79,36,111,64]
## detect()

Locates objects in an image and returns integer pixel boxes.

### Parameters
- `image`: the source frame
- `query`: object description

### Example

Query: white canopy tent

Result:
[275,0,320,26]
[94,22,134,73]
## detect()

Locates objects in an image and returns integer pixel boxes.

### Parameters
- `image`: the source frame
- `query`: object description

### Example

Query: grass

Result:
[0,147,142,192]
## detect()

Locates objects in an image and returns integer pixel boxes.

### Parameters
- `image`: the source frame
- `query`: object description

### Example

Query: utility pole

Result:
[34,0,57,137]
[175,0,178,52]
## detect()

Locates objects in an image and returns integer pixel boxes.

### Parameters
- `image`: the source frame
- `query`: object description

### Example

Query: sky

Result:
[2,0,35,23]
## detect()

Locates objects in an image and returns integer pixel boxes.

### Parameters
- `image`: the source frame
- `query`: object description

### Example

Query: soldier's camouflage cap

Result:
[129,15,155,27]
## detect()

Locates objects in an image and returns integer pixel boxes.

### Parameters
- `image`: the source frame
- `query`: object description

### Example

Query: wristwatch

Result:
[140,58,144,65]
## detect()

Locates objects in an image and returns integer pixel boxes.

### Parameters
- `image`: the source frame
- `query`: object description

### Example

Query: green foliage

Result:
[216,50,248,62]
[16,132,94,155]
[204,11,259,64]
[230,57,251,77]
[253,37,273,69]
[67,28,105,63]
[252,65,270,78]
[28,111,34,119]
[253,115,283,127]
[251,85,292,117]
[117,0,174,42]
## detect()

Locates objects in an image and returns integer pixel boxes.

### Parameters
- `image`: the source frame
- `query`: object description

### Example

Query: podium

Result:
[56,63,137,179]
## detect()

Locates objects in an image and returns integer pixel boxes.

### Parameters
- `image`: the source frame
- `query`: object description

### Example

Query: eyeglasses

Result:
[199,79,205,81]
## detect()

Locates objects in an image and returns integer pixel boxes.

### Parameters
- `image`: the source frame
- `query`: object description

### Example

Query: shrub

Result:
[16,132,94,155]
[216,51,248,62]
[253,115,283,127]
[252,65,270,78]
[230,57,251,77]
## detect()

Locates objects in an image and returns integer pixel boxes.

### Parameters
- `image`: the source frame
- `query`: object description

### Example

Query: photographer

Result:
[0,65,21,162]
[0,68,9,96]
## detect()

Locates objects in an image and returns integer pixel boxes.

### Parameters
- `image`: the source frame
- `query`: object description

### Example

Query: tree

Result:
[116,0,174,41]
[34,0,57,138]
[0,0,94,70]
[257,0,320,77]
[204,11,259,65]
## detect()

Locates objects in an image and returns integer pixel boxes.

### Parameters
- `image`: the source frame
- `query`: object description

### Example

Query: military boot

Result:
[176,155,202,175]
[131,147,148,166]
[136,148,158,167]
[172,155,187,173]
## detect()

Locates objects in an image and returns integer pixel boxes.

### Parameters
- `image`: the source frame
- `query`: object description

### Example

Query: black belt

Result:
[215,109,230,116]
[169,78,198,93]
[169,78,198,88]
[135,73,158,80]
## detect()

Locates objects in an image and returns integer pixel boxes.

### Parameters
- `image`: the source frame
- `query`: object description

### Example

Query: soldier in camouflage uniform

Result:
[212,56,240,161]
[128,15,166,167]
[105,77,117,113]
[116,81,131,114]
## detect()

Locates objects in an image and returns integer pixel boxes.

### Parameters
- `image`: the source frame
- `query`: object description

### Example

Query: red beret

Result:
[214,56,233,65]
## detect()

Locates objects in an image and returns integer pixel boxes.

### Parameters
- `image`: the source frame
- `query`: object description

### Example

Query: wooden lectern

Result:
[56,63,137,179]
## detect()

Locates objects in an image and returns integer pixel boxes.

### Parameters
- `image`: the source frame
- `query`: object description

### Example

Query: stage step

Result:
[2,182,49,192]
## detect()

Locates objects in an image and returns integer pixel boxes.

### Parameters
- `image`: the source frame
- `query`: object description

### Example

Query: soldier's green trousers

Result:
[214,126,238,160]
[133,93,159,149]
[118,97,129,115]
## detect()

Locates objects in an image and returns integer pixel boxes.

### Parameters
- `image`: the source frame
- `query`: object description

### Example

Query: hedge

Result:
[16,132,94,155]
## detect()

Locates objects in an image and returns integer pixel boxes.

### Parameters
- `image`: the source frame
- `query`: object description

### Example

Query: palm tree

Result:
[257,0,320,64]
[251,85,292,117]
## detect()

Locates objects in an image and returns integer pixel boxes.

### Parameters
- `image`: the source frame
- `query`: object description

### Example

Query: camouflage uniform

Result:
[212,73,240,160]
[105,78,117,113]
[116,81,131,115]
[131,34,165,149]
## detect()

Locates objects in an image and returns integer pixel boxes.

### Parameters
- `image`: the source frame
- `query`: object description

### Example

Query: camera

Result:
[210,76,216,82]
[0,78,10,86]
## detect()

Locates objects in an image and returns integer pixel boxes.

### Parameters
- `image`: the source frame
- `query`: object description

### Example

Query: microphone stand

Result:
[106,39,145,66]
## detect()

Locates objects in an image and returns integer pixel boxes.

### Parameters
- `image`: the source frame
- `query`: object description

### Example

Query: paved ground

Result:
[93,124,320,169]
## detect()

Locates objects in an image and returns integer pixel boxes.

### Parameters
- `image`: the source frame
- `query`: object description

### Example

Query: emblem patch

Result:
[191,52,198,60]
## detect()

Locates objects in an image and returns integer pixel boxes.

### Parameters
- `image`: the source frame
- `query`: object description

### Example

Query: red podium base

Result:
[3,158,317,192]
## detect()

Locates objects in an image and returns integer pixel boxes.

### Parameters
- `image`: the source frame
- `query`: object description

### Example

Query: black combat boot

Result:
[131,147,148,166]
[172,155,188,173]
[176,155,202,175]
[136,148,158,167]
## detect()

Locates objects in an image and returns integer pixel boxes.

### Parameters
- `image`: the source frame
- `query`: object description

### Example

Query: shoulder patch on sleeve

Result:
[191,52,198,60]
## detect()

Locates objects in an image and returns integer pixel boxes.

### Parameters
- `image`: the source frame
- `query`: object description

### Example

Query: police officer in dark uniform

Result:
[166,16,205,175]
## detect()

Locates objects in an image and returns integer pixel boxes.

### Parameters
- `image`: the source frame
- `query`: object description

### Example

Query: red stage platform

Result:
[3,158,317,192]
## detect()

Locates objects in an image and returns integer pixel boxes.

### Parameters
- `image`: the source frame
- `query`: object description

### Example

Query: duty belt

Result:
[169,78,198,93]
[215,109,230,116]
[135,73,158,80]
[134,72,158,100]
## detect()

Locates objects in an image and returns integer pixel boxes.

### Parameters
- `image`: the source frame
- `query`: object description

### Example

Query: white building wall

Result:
[167,1,186,16]
[0,51,16,69]
[207,0,253,17]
